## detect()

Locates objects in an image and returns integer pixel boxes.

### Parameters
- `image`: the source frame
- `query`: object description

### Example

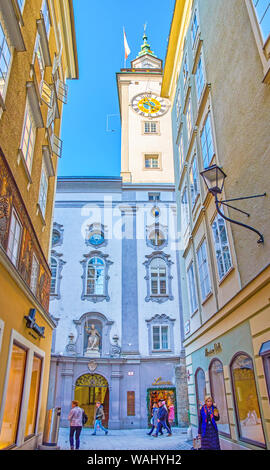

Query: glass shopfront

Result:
[147,388,177,426]
[24,355,42,439]
[209,359,230,436]
[195,368,206,417]
[0,344,27,449]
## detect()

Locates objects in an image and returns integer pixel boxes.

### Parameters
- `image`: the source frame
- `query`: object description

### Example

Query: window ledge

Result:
[36,203,46,227]
[217,266,234,286]
[0,92,6,112]
[17,149,33,186]
[152,349,172,353]
[201,291,213,306]
[191,308,199,319]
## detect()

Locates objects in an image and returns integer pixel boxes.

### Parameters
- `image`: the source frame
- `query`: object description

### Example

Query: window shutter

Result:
[52,134,63,157]
[41,81,53,107]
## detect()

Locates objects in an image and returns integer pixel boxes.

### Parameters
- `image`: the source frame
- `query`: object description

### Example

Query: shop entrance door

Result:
[74,374,109,428]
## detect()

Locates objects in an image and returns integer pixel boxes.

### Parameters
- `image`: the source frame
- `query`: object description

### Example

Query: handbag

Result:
[193,436,201,450]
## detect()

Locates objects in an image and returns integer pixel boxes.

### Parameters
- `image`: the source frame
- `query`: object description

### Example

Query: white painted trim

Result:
[0,318,4,353]
[0,329,45,449]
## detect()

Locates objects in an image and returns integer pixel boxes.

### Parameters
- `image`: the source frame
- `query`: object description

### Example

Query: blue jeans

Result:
[69,426,82,449]
[154,420,171,436]
[93,418,107,434]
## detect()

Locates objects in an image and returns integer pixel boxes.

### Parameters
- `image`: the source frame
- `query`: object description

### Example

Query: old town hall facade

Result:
[47,35,188,429]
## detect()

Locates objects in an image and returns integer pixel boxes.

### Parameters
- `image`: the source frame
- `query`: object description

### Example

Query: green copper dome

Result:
[137,33,157,58]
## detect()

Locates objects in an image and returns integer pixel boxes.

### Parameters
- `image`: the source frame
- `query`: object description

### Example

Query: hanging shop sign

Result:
[24,308,45,338]
[152,377,173,386]
[205,342,222,357]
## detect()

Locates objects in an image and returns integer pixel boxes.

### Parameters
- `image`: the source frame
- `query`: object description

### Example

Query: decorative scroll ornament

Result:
[75,373,108,388]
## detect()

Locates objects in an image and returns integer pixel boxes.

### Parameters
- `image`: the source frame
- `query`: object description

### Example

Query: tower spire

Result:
[137,25,157,58]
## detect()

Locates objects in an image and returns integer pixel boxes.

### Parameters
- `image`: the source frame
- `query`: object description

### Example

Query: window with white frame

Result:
[186,96,193,141]
[0,21,11,98]
[50,257,58,294]
[86,257,105,296]
[7,209,22,267]
[201,113,214,168]
[144,121,157,134]
[33,34,45,84]
[181,186,189,231]
[191,9,199,47]
[179,131,184,171]
[187,261,198,314]
[190,156,200,206]
[42,0,50,36]
[145,154,159,169]
[150,258,167,295]
[176,87,181,120]
[148,192,160,201]
[21,100,36,173]
[197,240,211,300]
[38,164,48,218]
[30,253,40,295]
[195,53,205,101]
[212,214,232,280]
[252,0,270,42]
[152,325,169,351]
[183,52,189,88]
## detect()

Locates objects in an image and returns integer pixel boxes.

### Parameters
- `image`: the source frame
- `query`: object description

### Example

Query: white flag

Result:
[123,28,131,60]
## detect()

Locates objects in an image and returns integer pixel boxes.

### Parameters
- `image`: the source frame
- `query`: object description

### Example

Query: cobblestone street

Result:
[57,427,193,451]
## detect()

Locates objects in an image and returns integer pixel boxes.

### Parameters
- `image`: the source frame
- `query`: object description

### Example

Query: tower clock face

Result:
[131,93,169,118]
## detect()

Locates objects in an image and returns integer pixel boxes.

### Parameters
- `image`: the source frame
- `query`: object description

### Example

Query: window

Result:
[7,209,22,267]
[148,192,160,201]
[152,325,169,350]
[179,131,184,171]
[183,52,189,88]
[209,359,230,436]
[195,368,206,418]
[17,0,25,11]
[176,88,181,120]
[50,257,58,295]
[149,229,165,248]
[38,164,48,219]
[200,113,214,168]
[187,262,198,314]
[212,214,232,280]
[33,34,45,85]
[197,240,211,300]
[186,97,193,142]
[195,54,205,101]
[181,187,189,231]
[0,343,27,449]
[150,258,167,295]
[86,257,105,296]
[252,0,270,42]
[191,10,199,47]
[231,353,265,446]
[24,355,42,439]
[42,0,50,36]
[144,121,157,134]
[0,21,11,98]
[30,253,39,295]
[259,341,270,402]
[145,154,159,169]
[21,100,36,173]
[190,156,200,206]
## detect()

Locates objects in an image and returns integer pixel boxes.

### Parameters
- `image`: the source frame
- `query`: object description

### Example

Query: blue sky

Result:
[58,0,175,177]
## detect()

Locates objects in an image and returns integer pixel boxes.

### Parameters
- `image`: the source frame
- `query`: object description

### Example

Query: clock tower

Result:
[117,33,174,184]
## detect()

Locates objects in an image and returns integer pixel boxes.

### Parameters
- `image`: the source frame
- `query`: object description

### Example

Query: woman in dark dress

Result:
[198,396,221,450]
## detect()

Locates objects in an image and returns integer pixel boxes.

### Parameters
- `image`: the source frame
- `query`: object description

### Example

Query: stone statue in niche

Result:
[84,322,101,357]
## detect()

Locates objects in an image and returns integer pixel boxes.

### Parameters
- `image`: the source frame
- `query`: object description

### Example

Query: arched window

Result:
[86,257,105,295]
[195,368,206,418]
[230,353,265,447]
[50,257,58,294]
[150,257,167,295]
[209,359,230,436]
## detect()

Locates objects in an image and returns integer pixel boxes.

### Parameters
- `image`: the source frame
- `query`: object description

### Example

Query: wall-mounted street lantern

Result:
[200,164,266,244]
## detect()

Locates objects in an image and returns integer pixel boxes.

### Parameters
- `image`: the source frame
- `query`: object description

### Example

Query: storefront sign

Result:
[205,342,222,357]
[152,377,173,386]
[24,308,45,338]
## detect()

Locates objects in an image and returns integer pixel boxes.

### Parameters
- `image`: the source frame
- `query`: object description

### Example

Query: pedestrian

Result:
[92,401,108,435]
[198,395,221,450]
[162,399,172,434]
[153,400,172,437]
[68,400,84,450]
[168,399,175,432]
[147,402,159,435]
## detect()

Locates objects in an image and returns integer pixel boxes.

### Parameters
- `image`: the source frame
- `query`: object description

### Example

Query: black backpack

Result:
[82,411,88,426]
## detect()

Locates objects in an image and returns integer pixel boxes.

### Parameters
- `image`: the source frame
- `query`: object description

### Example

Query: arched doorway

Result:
[74,374,109,428]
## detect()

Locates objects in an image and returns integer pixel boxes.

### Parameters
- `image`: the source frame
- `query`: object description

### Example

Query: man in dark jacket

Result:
[153,400,172,437]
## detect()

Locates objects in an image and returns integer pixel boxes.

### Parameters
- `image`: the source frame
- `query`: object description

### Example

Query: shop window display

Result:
[231,353,265,446]
[24,355,42,438]
[147,388,177,426]
[195,368,206,417]
[209,359,230,436]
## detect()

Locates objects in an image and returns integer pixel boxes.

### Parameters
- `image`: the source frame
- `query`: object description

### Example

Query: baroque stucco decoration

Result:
[143,251,174,303]
[145,222,168,250]
[145,313,176,355]
[50,250,66,300]
[85,222,108,248]
[52,222,64,247]
[80,250,113,303]
[73,311,115,358]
